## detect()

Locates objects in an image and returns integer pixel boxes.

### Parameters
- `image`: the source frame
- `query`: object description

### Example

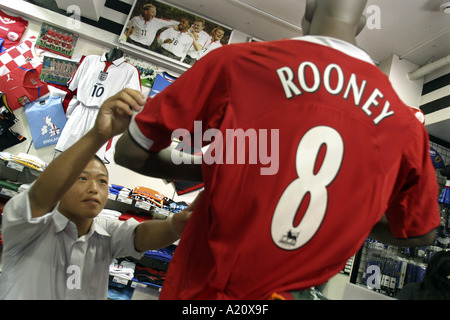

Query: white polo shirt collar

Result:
[100,52,125,66]
[53,210,111,241]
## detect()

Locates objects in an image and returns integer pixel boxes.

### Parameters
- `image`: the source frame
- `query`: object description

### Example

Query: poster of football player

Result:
[119,0,233,66]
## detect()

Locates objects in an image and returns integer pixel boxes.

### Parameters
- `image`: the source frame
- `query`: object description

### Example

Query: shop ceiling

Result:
[165,0,450,67]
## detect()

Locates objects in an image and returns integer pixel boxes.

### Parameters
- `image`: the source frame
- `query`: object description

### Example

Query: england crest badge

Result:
[98,71,108,81]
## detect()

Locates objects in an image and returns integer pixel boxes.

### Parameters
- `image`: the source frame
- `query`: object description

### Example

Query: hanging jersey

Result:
[25,96,66,149]
[149,71,177,98]
[67,53,141,108]
[0,10,28,50]
[0,65,49,110]
[129,36,441,299]
[128,16,178,46]
[56,53,141,162]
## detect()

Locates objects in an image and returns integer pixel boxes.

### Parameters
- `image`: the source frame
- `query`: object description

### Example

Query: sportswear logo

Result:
[7,32,19,42]
[279,230,300,247]
[0,17,16,25]
[171,121,280,176]
[98,71,108,81]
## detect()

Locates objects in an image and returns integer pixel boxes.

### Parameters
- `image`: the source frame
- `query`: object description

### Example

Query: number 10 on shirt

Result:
[271,126,344,250]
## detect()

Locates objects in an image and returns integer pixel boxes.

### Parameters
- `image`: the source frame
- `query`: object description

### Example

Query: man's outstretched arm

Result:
[28,89,146,218]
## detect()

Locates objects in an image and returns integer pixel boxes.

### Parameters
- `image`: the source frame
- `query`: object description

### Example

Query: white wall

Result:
[379,54,424,108]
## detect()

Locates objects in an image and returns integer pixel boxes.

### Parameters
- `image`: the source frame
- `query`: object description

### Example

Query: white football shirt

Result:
[186,30,210,60]
[56,53,141,162]
[68,53,141,107]
[128,15,178,46]
[159,28,194,60]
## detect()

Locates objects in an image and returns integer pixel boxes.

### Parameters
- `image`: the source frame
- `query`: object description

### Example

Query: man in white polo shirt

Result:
[0,88,197,300]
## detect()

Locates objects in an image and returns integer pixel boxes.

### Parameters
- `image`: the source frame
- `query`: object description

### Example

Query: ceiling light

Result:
[440,1,450,13]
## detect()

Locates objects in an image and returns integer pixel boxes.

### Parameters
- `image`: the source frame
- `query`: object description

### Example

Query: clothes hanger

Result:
[106,45,123,62]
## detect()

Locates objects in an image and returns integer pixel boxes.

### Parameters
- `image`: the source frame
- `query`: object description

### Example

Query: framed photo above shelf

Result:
[118,0,233,70]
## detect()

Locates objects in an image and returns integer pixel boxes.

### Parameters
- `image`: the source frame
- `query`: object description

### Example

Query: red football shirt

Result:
[0,65,49,110]
[129,36,440,299]
[0,10,28,50]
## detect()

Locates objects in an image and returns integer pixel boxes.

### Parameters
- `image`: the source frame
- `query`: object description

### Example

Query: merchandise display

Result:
[39,56,79,86]
[35,23,78,58]
[148,71,177,98]
[0,64,49,110]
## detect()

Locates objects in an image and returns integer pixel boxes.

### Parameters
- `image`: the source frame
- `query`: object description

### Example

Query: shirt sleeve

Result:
[129,46,230,152]
[1,185,55,255]
[384,127,441,239]
[95,217,145,259]
[156,18,178,29]
[158,27,172,43]
[124,63,141,91]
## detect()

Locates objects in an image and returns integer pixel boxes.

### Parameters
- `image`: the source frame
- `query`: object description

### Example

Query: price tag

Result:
[107,193,117,200]
[7,161,24,171]
[0,188,18,197]
[135,200,151,211]
[154,208,169,217]
[112,276,128,285]
[117,195,132,204]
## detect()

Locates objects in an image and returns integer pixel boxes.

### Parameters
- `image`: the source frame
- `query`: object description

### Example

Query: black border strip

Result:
[429,135,450,149]
[23,0,131,35]
[422,73,450,95]
[105,0,133,15]
[421,95,450,114]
